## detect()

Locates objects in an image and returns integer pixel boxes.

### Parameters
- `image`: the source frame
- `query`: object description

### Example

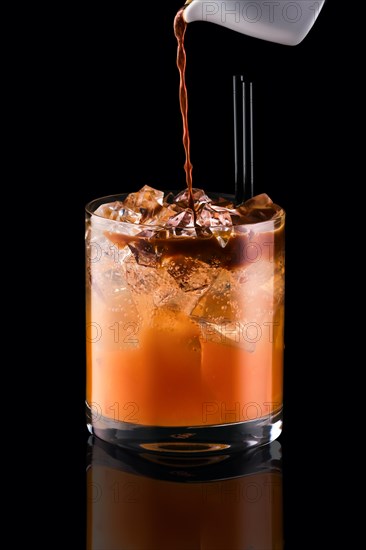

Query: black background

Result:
[50,1,343,547]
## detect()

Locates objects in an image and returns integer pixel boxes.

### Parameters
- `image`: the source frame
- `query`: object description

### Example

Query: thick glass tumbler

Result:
[86,192,285,453]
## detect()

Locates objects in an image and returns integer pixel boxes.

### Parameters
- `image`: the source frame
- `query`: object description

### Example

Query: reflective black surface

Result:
[58,430,334,549]
[87,437,283,549]
[43,1,342,547]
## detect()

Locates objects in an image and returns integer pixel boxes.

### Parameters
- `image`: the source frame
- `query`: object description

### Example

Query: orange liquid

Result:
[86,219,284,427]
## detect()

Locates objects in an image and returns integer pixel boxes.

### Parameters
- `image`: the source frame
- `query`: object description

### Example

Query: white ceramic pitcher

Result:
[183,0,326,45]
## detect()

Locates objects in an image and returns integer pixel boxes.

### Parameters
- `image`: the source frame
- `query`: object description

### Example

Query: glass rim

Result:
[85,192,285,231]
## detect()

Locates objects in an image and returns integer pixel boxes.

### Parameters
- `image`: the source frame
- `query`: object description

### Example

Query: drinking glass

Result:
[86,193,285,453]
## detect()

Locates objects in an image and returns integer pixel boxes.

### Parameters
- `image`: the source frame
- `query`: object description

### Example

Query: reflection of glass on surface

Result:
[86,437,283,550]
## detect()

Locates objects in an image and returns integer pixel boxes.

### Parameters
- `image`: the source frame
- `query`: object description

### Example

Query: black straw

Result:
[233,75,254,204]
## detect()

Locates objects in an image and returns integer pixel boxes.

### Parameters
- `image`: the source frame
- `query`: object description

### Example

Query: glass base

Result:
[86,403,282,454]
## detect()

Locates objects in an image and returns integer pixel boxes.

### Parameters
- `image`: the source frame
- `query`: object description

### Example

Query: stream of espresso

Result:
[174,8,194,211]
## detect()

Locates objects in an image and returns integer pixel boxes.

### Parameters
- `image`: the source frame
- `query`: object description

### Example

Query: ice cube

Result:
[196,203,233,228]
[87,237,131,304]
[93,187,165,224]
[119,207,143,224]
[236,194,281,224]
[229,261,281,334]
[259,271,285,308]
[94,201,122,217]
[166,257,219,294]
[166,208,195,228]
[100,268,129,300]
[245,193,273,209]
[152,204,180,225]
[195,204,233,248]
[90,210,141,236]
[211,197,236,209]
[191,269,239,324]
[190,259,280,352]
[121,253,184,311]
[128,238,161,268]
[174,188,211,208]
[122,185,164,223]
[210,227,232,248]
[124,185,164,208]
